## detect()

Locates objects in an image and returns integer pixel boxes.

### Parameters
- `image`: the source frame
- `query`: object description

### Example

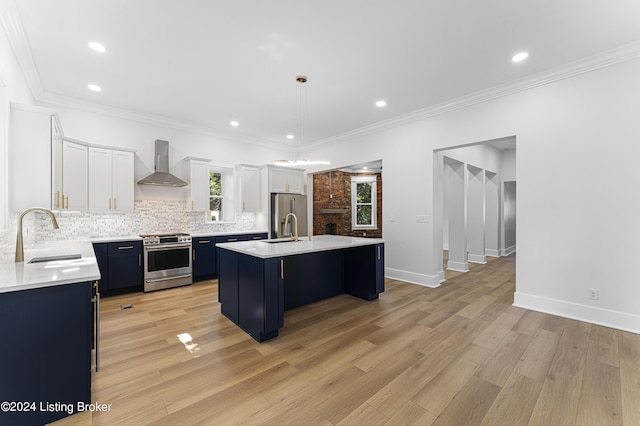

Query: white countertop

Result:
[216,234,384,259]
[190,230,268,238]
[0,240,101,294]
[89,235,142,243]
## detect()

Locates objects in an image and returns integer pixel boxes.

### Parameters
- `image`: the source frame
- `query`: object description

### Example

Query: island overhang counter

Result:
[216,235,385,342]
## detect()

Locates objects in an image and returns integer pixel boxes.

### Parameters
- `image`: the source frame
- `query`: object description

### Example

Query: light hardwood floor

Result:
[52,254,640,425]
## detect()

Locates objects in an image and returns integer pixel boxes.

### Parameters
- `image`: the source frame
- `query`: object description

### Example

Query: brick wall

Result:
[313,171,382,238]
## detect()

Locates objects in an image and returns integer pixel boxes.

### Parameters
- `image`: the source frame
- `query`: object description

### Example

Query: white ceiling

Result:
[6,1,640,150]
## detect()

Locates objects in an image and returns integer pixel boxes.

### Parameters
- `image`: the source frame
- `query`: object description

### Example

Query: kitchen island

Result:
[217,235,384,342]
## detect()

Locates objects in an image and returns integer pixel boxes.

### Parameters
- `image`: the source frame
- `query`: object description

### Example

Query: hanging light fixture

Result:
[275,75,330,167]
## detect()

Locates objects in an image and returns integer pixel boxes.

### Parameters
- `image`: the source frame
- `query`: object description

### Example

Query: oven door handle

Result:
[144,243,192,251]
[145,274,193,283]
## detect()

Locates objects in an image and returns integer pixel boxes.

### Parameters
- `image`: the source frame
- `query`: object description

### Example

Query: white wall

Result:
[307,57,640,333]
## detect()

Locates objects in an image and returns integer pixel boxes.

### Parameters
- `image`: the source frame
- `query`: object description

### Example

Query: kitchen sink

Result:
[28,254,82,263]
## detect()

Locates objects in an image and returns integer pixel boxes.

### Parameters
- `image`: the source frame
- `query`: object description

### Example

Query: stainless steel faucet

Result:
[284,213,299,242]
[15,207,60,262]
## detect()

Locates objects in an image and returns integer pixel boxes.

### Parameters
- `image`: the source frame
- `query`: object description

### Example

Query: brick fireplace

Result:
[313,170,382,238]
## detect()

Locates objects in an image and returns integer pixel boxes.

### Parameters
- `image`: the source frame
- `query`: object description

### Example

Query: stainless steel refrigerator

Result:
[270,193,308,239]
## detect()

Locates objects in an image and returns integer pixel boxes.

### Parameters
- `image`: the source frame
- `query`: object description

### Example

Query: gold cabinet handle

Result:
[378,245,381,260]
[64,195,69,209]
[227,238,238,242]
[55,191,60,209]
[192,249,196,260]
[192,200,194,210]
[114,198,117,210]
[109,198,112,210]
[280,259,284,279]
[138,254,141,266]
[118,246,134,250]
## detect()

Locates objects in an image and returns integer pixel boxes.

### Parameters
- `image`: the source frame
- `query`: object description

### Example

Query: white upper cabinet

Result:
[264,165,304,194]
[9,103,58,212]
[61,140,88,211]
[187,159,210,211]
[51,117,63,209]
[88,147,134,212]
[237,165,261,212]
[112,150,134,212]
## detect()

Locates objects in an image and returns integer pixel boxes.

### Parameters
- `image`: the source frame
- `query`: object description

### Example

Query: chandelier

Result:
[275,75,330,167]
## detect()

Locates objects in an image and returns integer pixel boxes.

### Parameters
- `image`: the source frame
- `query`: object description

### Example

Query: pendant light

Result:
[275,75,330,167]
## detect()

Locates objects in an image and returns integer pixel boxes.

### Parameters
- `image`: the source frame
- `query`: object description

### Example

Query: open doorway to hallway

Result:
[434,136,516,281]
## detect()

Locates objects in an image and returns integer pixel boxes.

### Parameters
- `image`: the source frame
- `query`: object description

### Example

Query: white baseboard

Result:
[514,292,640,335]
[447,261,469,272]
[385,267,442,288]
[485,248,500,258]
[468,253,487,264]
[502,245,516,256]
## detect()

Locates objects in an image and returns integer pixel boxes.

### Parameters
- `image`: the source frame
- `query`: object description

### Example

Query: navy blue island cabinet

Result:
[0,281,93,426]
[218,239,384,342]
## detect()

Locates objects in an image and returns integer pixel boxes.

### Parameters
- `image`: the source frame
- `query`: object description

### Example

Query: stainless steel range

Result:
[141,233,192,292]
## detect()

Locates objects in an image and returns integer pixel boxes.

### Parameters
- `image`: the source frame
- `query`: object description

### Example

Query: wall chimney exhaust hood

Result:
[137,139,187,187]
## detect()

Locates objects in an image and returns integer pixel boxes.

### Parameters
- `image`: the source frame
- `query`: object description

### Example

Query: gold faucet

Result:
[15,207,59,262]
[284,213,299,242]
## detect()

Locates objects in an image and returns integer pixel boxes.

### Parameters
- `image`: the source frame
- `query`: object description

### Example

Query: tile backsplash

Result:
[0,200,261,262]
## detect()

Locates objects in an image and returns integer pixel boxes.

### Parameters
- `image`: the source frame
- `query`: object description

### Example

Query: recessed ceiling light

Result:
[88,84,102,92]
[286,134,294,140]
[512,52,529,63]
[230,121,239,127]
[88,41,106,53]
[375,100,387,108]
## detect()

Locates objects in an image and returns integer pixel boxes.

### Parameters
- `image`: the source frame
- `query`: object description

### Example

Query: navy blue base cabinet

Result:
[218,243,384,342]
[0,282,92,426]
[344,243,385,300]
[93,241,143,295]
[192,237,216,281]
[192,233,268,284]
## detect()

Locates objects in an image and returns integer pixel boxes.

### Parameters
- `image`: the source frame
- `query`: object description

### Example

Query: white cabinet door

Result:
[88,147,112,211]
[62,141,88,211]
[88,148,134,212]
[239,165,261,212]
[286,169,304,193]
[270,167,289,193]
[189,160,210,211]
[51,117,63,209]
[112,150,134,212]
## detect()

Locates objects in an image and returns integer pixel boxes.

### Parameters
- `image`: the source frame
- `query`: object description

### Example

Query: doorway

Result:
[434,137,516,282]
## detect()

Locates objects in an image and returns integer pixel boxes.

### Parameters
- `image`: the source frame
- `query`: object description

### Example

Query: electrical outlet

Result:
[416,215,429,223]
[588,288,599,300]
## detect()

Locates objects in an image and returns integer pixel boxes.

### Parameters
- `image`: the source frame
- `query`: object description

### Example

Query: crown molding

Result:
[35,91,296,152]
[0,0,43,97]
[308,39,640,149]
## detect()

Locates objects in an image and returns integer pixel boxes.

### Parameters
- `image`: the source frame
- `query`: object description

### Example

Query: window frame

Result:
[208,164,236,222]
[351,175,377,230]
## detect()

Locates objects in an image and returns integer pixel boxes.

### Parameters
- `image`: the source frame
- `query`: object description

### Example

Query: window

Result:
[209,172,223,221]
[208,166,236,222]
[351,176,377,229]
